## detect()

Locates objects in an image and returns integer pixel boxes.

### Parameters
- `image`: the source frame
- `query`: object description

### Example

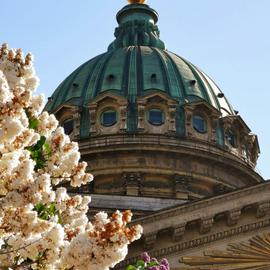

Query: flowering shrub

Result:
[0,43,142,270]
[126,252,170,270]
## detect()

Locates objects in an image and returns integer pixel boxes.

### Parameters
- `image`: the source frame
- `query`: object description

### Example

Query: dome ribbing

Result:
[46,46,234,116]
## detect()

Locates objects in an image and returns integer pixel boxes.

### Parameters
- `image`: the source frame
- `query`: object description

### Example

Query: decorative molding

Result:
[115,218,270,269]
[137,101,145,132]
[199,217,214,234]
[168,105,177,133]
[89,103,98,135]
[227,208,241,226]
[180,232,270,269]
[123,172,142,196]
[173,175,190,199]
[71,106,81,140]
[213,184,231,195]
[132,182,270,227]
[256,201,270,218]
[137,92,177,135]
[172,224,186,242]
[183,100,221,142]
[144,232,158,250]
[210,118,219,144]
[79,134,259,178]
[119,104,128,132]
[88,93,128,136]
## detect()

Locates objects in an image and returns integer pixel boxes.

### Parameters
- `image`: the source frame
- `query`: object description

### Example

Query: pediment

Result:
[89,92,127,106]
[221,115,251,133]
[53,103,78,118]
[138,91,177,105]
[180,232,270,269]
[184,100,221,116]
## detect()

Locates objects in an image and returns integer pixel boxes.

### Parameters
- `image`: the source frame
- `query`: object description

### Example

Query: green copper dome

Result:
[46,3,235,136]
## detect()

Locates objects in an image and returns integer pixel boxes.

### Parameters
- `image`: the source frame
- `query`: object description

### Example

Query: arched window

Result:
[226,131,237,148]
[193,115,207,133]
[148,108,164,126]
[100,109,117,127]
[63,119,74,135]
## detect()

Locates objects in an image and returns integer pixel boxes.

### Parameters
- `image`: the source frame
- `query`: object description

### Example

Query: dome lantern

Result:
[109,1,165,50]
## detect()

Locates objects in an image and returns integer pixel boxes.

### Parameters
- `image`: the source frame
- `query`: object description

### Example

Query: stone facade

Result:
[115,181,270,269]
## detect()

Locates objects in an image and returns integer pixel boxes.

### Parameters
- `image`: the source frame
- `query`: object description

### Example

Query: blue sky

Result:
[2,0,270,179]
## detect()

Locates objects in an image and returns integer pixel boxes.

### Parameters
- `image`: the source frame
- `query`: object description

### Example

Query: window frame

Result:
[147,108,165,126]
[226,131,237,148]
[63,118,74,135]
[192,114,207,134]
[100,109,118,127]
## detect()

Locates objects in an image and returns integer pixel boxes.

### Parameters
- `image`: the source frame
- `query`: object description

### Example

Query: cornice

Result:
[116,218,270,269]
[78,134,261,182]
[132,181,270,227]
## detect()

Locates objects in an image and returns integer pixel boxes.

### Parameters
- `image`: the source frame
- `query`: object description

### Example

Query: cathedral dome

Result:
[46,2,262,201]
[46,46,235,118]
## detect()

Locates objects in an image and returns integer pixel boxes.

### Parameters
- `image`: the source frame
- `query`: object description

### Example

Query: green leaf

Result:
[41,212,48,220]
[35,251,46,261]
[25,108,40,130]
[29,118,39,129]
[44,142,52,157]
[147,261,159,267]
[136,260,145,268]
[126,266,137,270]
[34,203,44,213]
[26,136,48,171]
[33,203,62,222]
[48,203,56,215]
[57,211,63,225]
[36,136,46,148]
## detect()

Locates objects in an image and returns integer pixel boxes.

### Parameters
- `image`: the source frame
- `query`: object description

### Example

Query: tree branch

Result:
[0,237,42,255]
[0,260,34,270]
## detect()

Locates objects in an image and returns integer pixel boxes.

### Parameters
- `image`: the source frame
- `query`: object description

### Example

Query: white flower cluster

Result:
[0,44,142,270]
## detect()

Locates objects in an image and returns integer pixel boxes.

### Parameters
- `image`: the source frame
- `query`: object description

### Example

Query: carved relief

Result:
[173,174,190,199]
[213,184,231,195]
[199,217,214,234]
[71,106,81,140]
[172,224,186,242]
[256,201,270,218]
[227,208,241,226]
[137,100,146,132]
[144,232,157,250]
[88,93,128,136]
[184,101,220,143]
[117,217,270,269]
[53,104,81,140]
[181,232,270,269]
[89,103,98,135]
[137,92,177,134]
[119,104,128,132]
[248,134,260,165]
[220,115,260,166]
[122,172,142,196]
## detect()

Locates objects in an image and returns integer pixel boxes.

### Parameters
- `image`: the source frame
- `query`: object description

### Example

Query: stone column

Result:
[71,107,82,140]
